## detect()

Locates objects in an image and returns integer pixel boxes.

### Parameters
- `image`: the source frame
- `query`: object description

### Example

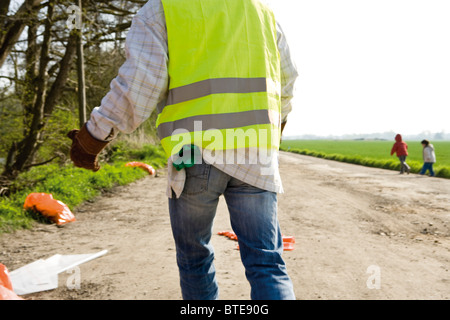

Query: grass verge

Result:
[281,146,450,179]
[0,143,167,234]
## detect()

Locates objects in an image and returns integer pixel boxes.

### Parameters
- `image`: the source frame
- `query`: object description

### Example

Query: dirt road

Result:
[1,151,449,300]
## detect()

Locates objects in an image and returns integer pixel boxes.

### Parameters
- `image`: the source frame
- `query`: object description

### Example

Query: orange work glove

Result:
[67,124,109,172]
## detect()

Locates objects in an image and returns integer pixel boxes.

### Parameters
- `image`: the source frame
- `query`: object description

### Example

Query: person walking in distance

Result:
[390,134,410,174]
[419,140,436,177]
[67,0,298,300]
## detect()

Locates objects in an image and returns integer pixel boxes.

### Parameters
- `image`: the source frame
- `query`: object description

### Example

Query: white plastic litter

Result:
[9,250,107,295]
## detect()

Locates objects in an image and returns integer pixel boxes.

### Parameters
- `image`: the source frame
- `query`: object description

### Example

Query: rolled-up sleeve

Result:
[87,2,169,141]
[276,22,298,123]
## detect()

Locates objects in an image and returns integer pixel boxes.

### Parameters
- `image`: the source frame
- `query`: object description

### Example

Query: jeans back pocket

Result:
[183,163,211,195]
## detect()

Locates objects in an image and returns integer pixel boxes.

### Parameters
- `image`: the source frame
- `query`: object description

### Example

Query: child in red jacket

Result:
[390,134,410,174]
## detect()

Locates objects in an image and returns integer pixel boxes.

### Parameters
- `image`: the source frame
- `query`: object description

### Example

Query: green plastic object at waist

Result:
[172,145,202,171]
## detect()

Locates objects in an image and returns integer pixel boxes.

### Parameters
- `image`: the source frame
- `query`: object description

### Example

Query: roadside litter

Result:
[218,231,295,251]
[4,250,108,297]
[0,264,23,300]
[23,193,76,226]
[125,162,156,175]
[218,230,237,240]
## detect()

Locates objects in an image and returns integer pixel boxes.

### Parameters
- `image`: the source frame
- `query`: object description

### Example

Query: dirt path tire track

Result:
[1,151,449,300]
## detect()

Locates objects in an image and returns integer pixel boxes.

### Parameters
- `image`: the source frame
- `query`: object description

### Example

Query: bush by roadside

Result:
[0,143,167,234]
[281,147,450,179]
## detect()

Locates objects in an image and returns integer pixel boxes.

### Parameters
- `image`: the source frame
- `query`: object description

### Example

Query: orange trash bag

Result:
[282,235,295,251]
[217,230,238,241]
[0,264,22,300]
[218,231,295,251]
[125,162,156,175]
[23,193,76,226]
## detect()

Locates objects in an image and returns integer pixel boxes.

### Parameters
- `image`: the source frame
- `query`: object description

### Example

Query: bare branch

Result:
[0,0,45,68]
[23,155,59,169]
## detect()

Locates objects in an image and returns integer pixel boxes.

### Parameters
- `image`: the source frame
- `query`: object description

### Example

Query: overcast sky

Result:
[3,1,450,137]
[267,0,450,137]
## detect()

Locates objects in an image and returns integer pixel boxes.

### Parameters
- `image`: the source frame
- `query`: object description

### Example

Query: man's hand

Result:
[67,124,109,172]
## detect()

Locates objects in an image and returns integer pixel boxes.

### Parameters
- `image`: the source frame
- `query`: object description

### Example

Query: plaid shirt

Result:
[87,0,298,198]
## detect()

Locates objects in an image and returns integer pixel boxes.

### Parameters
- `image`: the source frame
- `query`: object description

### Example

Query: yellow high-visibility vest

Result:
[158,0,281,158]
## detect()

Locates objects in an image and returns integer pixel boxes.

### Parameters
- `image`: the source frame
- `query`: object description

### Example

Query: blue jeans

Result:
[398,156,410,173]
[420,162,435,176]
[168,162,295,300]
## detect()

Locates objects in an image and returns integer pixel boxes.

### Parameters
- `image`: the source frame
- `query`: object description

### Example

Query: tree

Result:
[0,0,46,69]
[0,0,147,179]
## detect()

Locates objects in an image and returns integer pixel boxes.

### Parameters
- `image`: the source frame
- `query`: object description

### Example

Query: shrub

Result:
[436,167,450,179]
[281,145,450,179]
[0,144,167,233]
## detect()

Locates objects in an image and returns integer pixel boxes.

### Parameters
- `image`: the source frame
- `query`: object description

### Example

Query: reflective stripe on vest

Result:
[163,77,281,109]
[158,109,271,140]
[159,0,281,158]
[166,78,267,107]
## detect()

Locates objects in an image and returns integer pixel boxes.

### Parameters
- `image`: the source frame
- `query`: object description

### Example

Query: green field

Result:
[280,140,450,178]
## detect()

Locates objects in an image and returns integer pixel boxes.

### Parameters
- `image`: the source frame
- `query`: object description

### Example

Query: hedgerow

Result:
[0,144,166,233]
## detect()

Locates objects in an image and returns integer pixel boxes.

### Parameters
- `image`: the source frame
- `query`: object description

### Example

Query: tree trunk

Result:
[0,0,45,68]
[2,34,77,177]
[11,0,55,173]
[76,0,87,127]
[22,18,39,129]
[1,0,145,179]
[0,0,11,19]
